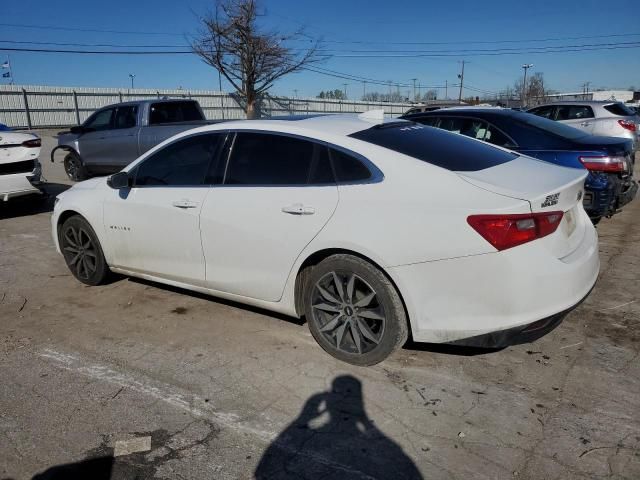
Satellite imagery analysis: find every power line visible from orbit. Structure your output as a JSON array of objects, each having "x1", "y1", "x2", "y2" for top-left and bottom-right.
[
  {"x1": 0, "y1": 22, "x2": 186, "y2": 36},
  {"x1": 3, "y1": 41, "x2": 640, "y2": 58}
]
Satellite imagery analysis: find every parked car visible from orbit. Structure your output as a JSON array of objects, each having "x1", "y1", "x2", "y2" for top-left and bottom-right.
[
  {"x1": 52, "y1": 113, "x2": 599, "y2": 365},
  {"x1": 53, "y1": 99, "x2": 211, "y2": 181},
  {"x1": 527, "y1": 101, "x2": 638, "y2": 151},
  {"x1": 402, "y1": 108, "x2": 637, "y2": 224},
  {"x1": 404, "y1": 102, "x2": 466, "y2": 115},
  {"x1": 0, "y1": 123, "x2": 44, "y2": 202}
]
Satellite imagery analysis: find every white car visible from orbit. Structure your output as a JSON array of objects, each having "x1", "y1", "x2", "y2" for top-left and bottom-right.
[
  {"x1": 527, "y1": 101, "x2": 638, "y2": 151},
  {"x1": 52, "y1": 112, "x2": 599, "y2": 365},
  {"x1": 0, "y1": 124, "x2": 43, "y2": 201}
]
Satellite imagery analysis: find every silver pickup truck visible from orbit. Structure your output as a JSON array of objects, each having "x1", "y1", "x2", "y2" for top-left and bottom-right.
[{"x1": 53, "y1": 99, "x2": 212, "y2": 181}]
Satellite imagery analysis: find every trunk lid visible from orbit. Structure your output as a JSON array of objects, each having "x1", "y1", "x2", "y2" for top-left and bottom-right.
[{"x1": 458, "y1": 155, "x2": 588, "y2": 258}]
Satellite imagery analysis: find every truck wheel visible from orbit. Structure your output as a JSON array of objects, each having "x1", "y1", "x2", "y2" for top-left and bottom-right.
[
  {"x1": 64, "y1": 152, "x2": 88, "y2": 182},
  {"x1": 304, "y1": 254, "x2": 409, "y2": 366}
]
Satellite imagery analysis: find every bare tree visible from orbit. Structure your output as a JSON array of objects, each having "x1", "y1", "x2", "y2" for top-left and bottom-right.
[{"x1": 192, "y1": 0, "x2": 321, "y2": 119}]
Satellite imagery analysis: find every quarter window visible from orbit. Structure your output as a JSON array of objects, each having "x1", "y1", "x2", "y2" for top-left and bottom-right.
[
  {"x1": 84, "y1": 108, "x2": 114, "y2": 131},
  {"x1": 133, "y1": 134, "x2": 222, "y2": 186},
  {"x1": 329, "y1": 148, "x2": 371, "y2": 183},
  {"x1": 225, "y1": 132, "x2": 332, "y2": 186}
]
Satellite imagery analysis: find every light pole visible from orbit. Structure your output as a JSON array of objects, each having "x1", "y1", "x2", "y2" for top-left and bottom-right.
[
  {"x1": 129, "y1": 73, "x2": 136, "y2": 90},
  {"x1": 521, "y1": 64, "x2": 533, "y2": 107},
  {"x1": 342, "y1": 83, "x2": 348, "y2": 99}
]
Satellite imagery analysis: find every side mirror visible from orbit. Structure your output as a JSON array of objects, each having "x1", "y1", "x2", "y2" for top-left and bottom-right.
[
  {"x1": 69, "y1": 125, "x2": 84, "y2": 134},
  {"x1": 107, "y1": 172, "x2": 131, "y2": 189}
]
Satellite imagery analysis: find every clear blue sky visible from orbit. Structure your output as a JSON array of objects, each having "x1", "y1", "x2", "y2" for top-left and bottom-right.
[{"x1": 1, "y1": 0, "x2": 638, "y2": 99}]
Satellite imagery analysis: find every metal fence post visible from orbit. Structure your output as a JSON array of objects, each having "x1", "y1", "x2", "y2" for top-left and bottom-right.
[
  {"x1": 21, "y1": 88, "x2": 32, "y2": 129},
  {"x1": 119, "y1": 91, "x2": 123, "y2": 103},
  {"x1": 220, "y1": 93, "x2": 225, "y2": 120},
  {"x1": 72, "y1": 90, "x2": 80, "y2": 125}
]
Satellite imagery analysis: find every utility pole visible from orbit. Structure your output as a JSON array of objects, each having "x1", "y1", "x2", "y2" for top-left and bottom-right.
[
  {"x1": 362, "y1": 81, "x2": 366, "y2": 98},
  {"x1": 411, "y1": 78, "x2": 417, "y2": 102},
  {"x1": 342, "y1": 83, "x2": 348, "y2": 99},
  {"x1": 521, "y1": 63, "x2": 533, "y2": 107},
  {"x1": 457, "y1": 61, "x2": 465, "y2": 103},
  {"x1": 293, "y1": 89, "x2": 298, "y2": 99},
  {"x1": 582, "y1": 81, "x2": 591, "y2": 100},
  {"x1": 129, "y1": 73, "x2": 136, "y2": 90},
  {"x1": 445, "y1": 80, "x2": 448, "y2": 99}
]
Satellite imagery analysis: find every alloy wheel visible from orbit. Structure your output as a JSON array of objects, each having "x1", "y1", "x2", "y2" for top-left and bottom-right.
[
  {"x1": 310, "y1": 271, "x2": 386, "y2": 355},
  {"x1": 62, "y1": 225, "x2": 98, "y2": 280}
]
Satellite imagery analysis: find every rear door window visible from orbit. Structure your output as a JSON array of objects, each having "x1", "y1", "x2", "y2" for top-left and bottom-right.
[
  {"x1": 149, "y1": 101, "x2": 203, "y2": 125},
  {"x1": 556, "y1": 105, "x2": 594, "y2": 120},
  {"x1": 349, "y1": 122, "x2": 517, "y2": 171},
  {"x1": 224, "y1": 132, "x2": 333, "y2": 186},
  {"x1": 528, "y1": 106, "x2": 555, "y2": 119}
]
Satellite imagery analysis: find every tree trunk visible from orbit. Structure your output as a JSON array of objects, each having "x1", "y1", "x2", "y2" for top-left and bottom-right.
[{"x1": 246, "y1": 92, "x2": 258, "y2": 119}]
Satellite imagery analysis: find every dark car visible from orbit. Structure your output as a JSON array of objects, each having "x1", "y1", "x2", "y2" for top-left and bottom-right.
[{"x1": 401, "y1": 108, "x2": 637, "y2": 224}]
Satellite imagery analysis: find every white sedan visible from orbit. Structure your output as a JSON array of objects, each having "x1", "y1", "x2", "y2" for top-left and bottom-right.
[
  {"x1": 0, "y1": 124, "x2": 43, "y2": 201},
  {"x1": 52, "y1": 112, "x2": 599, "y2": 365}
]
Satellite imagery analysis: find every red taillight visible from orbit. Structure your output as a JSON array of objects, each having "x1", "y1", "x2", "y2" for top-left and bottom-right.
[
  {"x1": 21, "y1": 138, "x2": 41, "y2": 148},
  {"x1": 467, "y1": 211, "x2": 564, "y2": 251},
  {"x1": 618, "y1": 119, "x2": 637, "y2": 132},
  {"x1": 579, "y1": 155, "x2": 625, "y2": 172}
]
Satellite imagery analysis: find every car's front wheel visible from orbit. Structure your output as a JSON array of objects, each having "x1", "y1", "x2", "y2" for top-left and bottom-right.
[
  {"x1": 59, "y1": 215, "x2": 110, "y2": 286},
  {"x1": 64, "y1": 152, "x2": 88, "y2": 182},
  {"x1": 304, "y1": 254, "x2": 408, "y2": 366}
]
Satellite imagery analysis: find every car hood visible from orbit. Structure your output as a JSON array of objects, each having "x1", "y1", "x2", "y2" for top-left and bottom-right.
[{"x1": 69, "y1": 177, "x2": 107, "y2": 191}]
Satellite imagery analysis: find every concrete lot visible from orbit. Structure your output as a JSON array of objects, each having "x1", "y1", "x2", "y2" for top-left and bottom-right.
[{"x1": 0, "y1": 130, "x2": 638, "y2": 480}]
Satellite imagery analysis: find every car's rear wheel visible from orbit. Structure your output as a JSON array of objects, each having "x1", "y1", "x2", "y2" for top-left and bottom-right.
[
  {"x1": 59, "y1": 215, "x2": 110, "y2": 286},
  {"x1": 64, "y1": 152, "x2": 88, "y2": 182},
  {"x1": 304, "y1": 254, "x2": 408, "y2": 366}
]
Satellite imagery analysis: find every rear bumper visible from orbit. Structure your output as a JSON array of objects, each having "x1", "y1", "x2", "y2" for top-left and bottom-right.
[
  {"x1": 447, "y1": 287, "x2": 591, "y2": 348},
  {"x1": 389, "y1": 210, "x2": 599, "y2": 344}
]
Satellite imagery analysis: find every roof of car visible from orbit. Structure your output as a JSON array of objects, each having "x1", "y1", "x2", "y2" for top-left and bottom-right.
[
  {"x1": 208, "y1": 112, "x2": 409, "y2": 137},
  {"x1": 531, "y1": 100, "x2": 623, "y2": 106},
  {"x1": 402, "y1": 107, "x2": 517, "y2": 118}
]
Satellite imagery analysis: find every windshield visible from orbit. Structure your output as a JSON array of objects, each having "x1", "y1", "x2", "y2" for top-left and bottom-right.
[
  {"x1": 516, "y1": 112, "x2": 588, "y2": 140},
  {"x1": 349, "y1": 122, "x2": 517, "y2": 171}
]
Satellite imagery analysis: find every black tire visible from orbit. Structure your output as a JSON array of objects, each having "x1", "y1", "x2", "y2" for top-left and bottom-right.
[
  {"x1": 64, "y1": 151, "x2": 88, "y2": 182},
  {"x1": 58, "y1": 215, "x2": 110, "y2": 286},
  {"x1": 303, "y1": 254, "x2": 408, "y2": 366}
]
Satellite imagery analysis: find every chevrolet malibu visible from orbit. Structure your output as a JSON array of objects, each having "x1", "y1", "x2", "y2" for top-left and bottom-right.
[{"x1": 52, "y1": 113, "x2": 600, "y2": 365}]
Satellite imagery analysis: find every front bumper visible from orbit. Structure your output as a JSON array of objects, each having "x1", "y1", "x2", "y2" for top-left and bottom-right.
[
  {"x1": 389, "y1": 210, "x2": 599, "y2": 345},
  {"x1": 0, "y1": 162, "x2": 44, "y2": 201}
]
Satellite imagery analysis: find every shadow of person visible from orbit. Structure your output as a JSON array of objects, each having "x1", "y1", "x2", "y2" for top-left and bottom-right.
[
  {"x1": 29, "y1": 456, "x2": 113, "y2": 480},
  {"x1": 255, "y1": 375, "x2": 423, "y2": 480}
]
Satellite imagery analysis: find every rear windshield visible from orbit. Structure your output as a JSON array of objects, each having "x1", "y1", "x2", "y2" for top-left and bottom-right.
[
  {"x1": 517, "y1": 112, "x2": 588, "y2": 140},
  {"x1": 349, "y1": 122, "x2": 517, "y2": 171},
  {"x1": 149, "y1": 101, "x2": 203, "y2": 125},
  {"x1": 603, "y1": 103, "x2": 636, "y2": 116}
]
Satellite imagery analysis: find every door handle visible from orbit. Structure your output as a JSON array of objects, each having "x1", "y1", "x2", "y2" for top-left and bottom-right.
[
  {"x1": 282, "y1": 203, "x2": 315, "y2": 215},
  {"x1": 172, "y1": 199, "x2": 199, "y2": 209}
]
